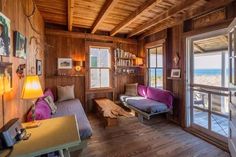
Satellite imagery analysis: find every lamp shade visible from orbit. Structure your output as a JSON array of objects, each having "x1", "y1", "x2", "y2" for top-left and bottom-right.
[
  {"x1": 21, "y1": 75, "x2": 43, "y2": 100},
  {"x1": 136, "y1": 57, "x2": 143, "y2": 66}
]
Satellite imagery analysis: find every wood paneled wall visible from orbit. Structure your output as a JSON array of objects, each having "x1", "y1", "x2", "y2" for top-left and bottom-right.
[
  {"x1": 45, "y1": 30, "x2": 144, "y2": 112},
  {"x1": 0, "y1": 0, "x2": 45, "y2": 127}
]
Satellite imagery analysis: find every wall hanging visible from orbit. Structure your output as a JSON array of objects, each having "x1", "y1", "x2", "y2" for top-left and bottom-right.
[
  {"x1": 14, "y1": 31, "x2": 27, "y2": 59},
  {"x1": 16, "y1": 64, "x2": 26, "y2": 79},
  {"x1": 58, "y1": 58, "x2": 73, "y2": 69},
  {"x1": 0, "y1": 12, "x2": 10, "y2": 57},
  {"x1": 36, "y1": 59, "x2": 42, "y2": 75}
]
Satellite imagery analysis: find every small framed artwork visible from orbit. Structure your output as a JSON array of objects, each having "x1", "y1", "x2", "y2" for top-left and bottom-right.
[
  {"x1": 14, "y1": 31, "x2": 27, "y2": 59},
  {"x1": 171, "y1": 69, "x2": 181, "y2": 78},
  {"x1": 58, "y1": 58, "x2": 73, "y2": 69},
  {"x1": 0, "y1": 12, "x2": 10, "y2": 57},
  {"x1": 36, "y1": 60, "x2": 42, "y2": 75},
  {"x1": 0, "y1": 62, "x2": 12, "y2": 93}
]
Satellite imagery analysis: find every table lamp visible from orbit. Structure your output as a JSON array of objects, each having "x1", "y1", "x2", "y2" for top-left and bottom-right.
[
  {"x1": 0, "y1": 74, "x2": 12, "y2": 125},
  {"x1": 136, "y1": 57, "x2": 143, "y2": 66},
  {"x1": 21, "y1": 75, "x2": 43, "y2": 128}
]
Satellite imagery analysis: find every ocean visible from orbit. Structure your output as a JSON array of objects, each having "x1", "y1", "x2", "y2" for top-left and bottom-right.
[{"x1": 194, "y1": 69, "x2": 228, "y2": 76}]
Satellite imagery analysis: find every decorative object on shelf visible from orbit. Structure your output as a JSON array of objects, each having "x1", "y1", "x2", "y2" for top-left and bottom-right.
[
  {"x1": 75, "y1": 60, "x2": 84, "y2": 72},
  {"x1": 0, "y1": 62, "x2": 12, "y2": 92},
  {"x1": 173, "y1": 53, "x2": 180, "y2": 67},
  {"x1": 58, "y1": 58, "x2": 72, "y2": 69},
  {"x1": 0, "y1": 12, "x2": 10, "y2": 57},
  {"x1": 170, "y1": 69, "x2": 181, "y2": 78},
  {"x1": 135, "y1": 57, "x2": 143, "y2": 66},
  {"x1": 21, "y1": 75, "x2": 43, "y2": 128},
  {"x1": 14, "y1": 31, "x2": 27, "y2": 59},
  {"x1": 16, "y1": 64, "x2": 26, "y2": 79},
  {"x1": 36, "y1": 59, "x2": 42, "y2": 75}
]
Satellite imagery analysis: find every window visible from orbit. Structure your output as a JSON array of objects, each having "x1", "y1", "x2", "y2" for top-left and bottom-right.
[
  {"x1": 89, "y1": 47, "x2": 111, "y2": 89},
  {"x1": 148, "y1": 46, "x2": 163, "y2": 88}
]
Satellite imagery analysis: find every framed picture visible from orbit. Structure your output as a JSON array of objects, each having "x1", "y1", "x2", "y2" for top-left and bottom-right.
[
  {"x1": 58, "y1": 58, "x2": 73, "y2": 69},
  {"x1": 36, "y1": 60, "x2": 42, "y2": 75},
  {"x1": 0, "y1": 62, "x2": 12, "y2": 93},
  {"x1": 171, "y1": 69, "x2": 181, "y2": 78},
  {"x1": 14, "y1": 31, "x2": 27, "y2": 59},
  {"x1": 0, "y1": 12, "x2": 10, "y2": 57}
]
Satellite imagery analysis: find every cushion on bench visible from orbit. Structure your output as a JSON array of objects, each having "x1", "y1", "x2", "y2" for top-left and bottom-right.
[
  {"x1": 53, "y1": 99, "x2": 92, "y2": 140},
  {"x1": 125, "y1": 97, "x2": 168, "y2": 113}
]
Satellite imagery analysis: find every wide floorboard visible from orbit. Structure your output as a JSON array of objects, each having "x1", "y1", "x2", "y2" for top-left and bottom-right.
[{"x1": 72, "y1": 114, "x2": 230, "y2": 157}]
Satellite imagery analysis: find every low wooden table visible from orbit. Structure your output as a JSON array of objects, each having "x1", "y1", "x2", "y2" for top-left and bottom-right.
[
  {"x1": 95, "y1": 98, "x2": 130, "y2": 127},
  {"x1": 0, "y1": 115, "x2": 81, "y2": 157}
]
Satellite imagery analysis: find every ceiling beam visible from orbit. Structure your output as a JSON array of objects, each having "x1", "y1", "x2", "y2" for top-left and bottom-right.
[
  {"x1": 139, "y1": 0, "x2": 233, "y2": 39},
  {"x1": 194, "y1": 43, "x2": 205, "y2": 53},
  {"x1": 110, "y1": 0, "x2": 161, "y2": 36},
  {"x1": 91, "y1": 0, "x2": 119, "y2": 34},
  {"x1": 128, "y1": 0, "x2": 206, "y2": 38},
  {"x1": 68, "y1": 0, "x2": 75, "y2": 31}
]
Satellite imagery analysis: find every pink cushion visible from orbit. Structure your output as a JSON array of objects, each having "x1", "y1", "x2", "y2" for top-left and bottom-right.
[
  {"x1": 38, "y1": 88, "x2": 55, "y2": 102},
  {"x1": 137, "y1": 85, "x2": 147, "y2": 98},
  {"x1": 147, "y1": 87, "x2": 174, "y2": 109},
  {"x1": 27, "y1": 99, "x2": 52, "y2": 121}
]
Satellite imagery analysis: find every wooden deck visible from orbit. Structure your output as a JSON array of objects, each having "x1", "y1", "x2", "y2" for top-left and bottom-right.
[
  {"x1": 193, "y1": 110, "x2": 228, "y2": 137},
  {"x1": 71, "y1": 114, "x2": 230, "y2": 157}
]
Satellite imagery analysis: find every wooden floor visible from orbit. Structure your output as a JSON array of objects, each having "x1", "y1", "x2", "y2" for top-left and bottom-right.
[{"x1": 72, "y1": 114, "x2": 230, "y2": 157}]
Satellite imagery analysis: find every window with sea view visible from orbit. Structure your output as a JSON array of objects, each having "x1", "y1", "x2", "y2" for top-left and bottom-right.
[{"x1": 147, "y1": 46, "x2": 163, "y2": 88}]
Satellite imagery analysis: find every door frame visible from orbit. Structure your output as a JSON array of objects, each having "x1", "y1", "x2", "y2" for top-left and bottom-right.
[{"x1": 185, "y1": 28, "x2": 228, "y2": 142}]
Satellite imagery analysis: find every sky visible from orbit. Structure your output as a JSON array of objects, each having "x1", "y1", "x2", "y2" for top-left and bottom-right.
[{"x1": 194, "y1": 52, "x2": 228, "y2": 69}]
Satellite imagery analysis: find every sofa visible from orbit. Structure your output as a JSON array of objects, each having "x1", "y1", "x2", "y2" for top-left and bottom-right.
[
  {"x1": 120, "y1": 85, "x2": 174, "y2": 121},
  {"x1": 27, "y1": 89, "x2": 92, "y2": 140}
]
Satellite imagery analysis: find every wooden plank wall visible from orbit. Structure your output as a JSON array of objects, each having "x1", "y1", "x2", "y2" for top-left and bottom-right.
[
  {"x1": 45, "y1": 31, "x2": 144, "y2": 112},
  {"x1": 0, "y1": 0, "x2": 45, "y2": 127}
]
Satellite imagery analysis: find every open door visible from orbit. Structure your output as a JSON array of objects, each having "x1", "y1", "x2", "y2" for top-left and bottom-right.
[{"x1": 228, "y1": 18, "x2": 236, "y2": 157}]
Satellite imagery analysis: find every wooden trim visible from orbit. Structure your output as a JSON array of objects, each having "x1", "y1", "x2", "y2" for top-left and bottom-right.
[
  {"x1": 183, "y1": 19, "x2": 233, "y2": 38},
  {"x1": 91, "y1": 0, "x2": 119, "y2": 34},
  {"x1": 110, "y1": 0, "x2": 160, "y2": 36},
  {"x1": 128, "y1": 0, "x2": 205, "y2": 37},
  {"x1": 67, "y1": 0, "x2": 75, "y2": 31},
  {"x1": 184, "y1": 127, "x2": 229, "y2": 152},
  {"x1": 45, "y1": 28, "x2": 137, "y2": 45},
  {"x1": 144, "y1": 39, "x2": 166, "y2": 49}
]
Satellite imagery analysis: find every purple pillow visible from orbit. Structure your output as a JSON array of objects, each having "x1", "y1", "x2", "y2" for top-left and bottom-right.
[
  {"x1": 38, "y1": 88, "x2": 55, "y2": 102},
  {"x1": 26, "y1": 99, "x2": 52, "y2": 121},
  {"x1": 137, "y1": 85, "x2": 147, "y2": 98},
  {"x1": 147, "y1": 87, "x2": 174, "y2": 109}
]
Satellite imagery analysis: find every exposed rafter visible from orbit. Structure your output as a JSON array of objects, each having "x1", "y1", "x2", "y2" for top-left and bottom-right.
[
  {"x1": 91, "y1": 0, "x2": 119, "y2": 34},
  {"x1": 110, "y1": 0, "x2": 161, "y2": 36},
  {"x1": 139, "y1": 0, "x2": 233, "y2": 39},
  {"x1": 128, "y1": 0, "x2": 206, "y2": 38},
  {"x1": 194, "y1": 43, "x2": 205, "y2": 53},
  {"x1": 68, "y1": 0, "x2": 75, "y2": 31}
]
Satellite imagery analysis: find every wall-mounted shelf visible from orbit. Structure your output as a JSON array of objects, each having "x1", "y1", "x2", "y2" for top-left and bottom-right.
[{"x1": 167, "y1": 77, "x2": 181, "y2": 80}]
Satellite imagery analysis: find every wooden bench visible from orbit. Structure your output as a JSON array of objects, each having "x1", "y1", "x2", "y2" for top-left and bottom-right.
[{"x1": 94, "y1": 98, "x2": 130, "y2": 127}]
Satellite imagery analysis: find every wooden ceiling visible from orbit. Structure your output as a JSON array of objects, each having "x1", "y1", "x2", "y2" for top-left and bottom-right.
[
  {"x1": 194, "y1": 35, "x2": 228, "y2": 53},
  {"x1": 35, "y1": 0, "x2": 233, "y2": 37}
]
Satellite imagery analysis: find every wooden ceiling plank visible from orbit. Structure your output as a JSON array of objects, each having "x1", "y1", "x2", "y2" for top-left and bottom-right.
[
  {"x1": 140, "y1": 0, "x2": 233, "y2": 39},
  {"x1": 91, "y1": 0, "x2": 119, "y2": 34},
  {"x1": 110, "y1": 0, "x2": 161, "y2": 36},
  {"x1": 128, "y1": 0, "x2": 206, "y2": 38},
  {"x1": 194, "y1": 43, "x2": 205, "y2": 53},
  {"x1": 68, "y1": 0, "x2": 75, "y2": 31}
]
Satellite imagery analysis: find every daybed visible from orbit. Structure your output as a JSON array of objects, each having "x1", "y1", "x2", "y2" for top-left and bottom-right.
[
  {"x1": 120, "y1": 84, "x2": 174, "y2": 121},
  {"x1": 27, "y1": 89, "x2": 92, "y2": 140}
]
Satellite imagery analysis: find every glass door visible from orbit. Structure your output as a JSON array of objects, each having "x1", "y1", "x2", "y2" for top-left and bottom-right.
[{"x1": 187, "y1": 31, "x2": 229, "y2": 142}]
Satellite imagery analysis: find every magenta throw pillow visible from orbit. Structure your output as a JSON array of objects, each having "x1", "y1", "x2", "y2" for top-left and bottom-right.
[
  {"x1": 137, "y1": 85, "x2": 147, "y2": 98},
  {"x1": 147, "y1": 87, "x2": 174, "y2": 108},
  {"x1": 26, "y1": 99, "x2": 52, "y2": 122}
]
